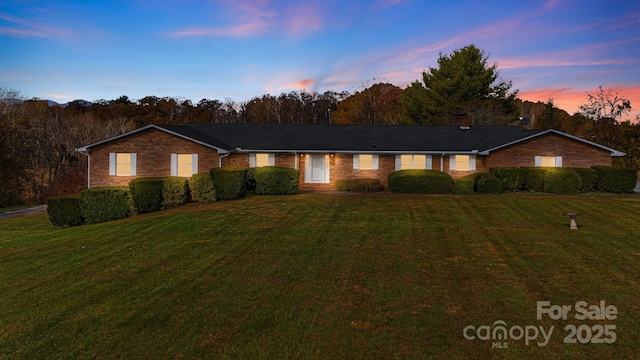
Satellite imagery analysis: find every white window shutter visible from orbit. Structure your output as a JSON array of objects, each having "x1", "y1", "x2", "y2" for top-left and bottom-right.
[
  {"x1": 395, "y1": 155, "x2": 401, "y2": 171},
  {"x1": 535, "y1": 156, "x2": 541, "y2": 167},
  {"x1": 170, "y1": 154, "x2": 178, "y2": 176},
  {"x1": 449, "y1": 155, "x2": 456, "y2": 170},
  {"x1": 249, "y1": 153, "x2": 256, "y2": 167},
  {"x1": 426, "y1": 155, "x2": 432, "y2": 170},
  {"x1": 469, "y1": 155, "x2": 476, "y2": 171},
  {"x1": 109, "y1": 153, "x2": 116, "y2": 176},
  {"x1": 555, "y1": 156, "x2": 562, "y2": 167},
  {"x1": 130, "y1": 153, "x2": 137, "y2": 176},
  {"x1": 353, "y1": 154, "x2": 359, "y2": 169},
  {"x1": 192, "y1": 154, "x2": 199, "y2": 174},
  {"x1": 268, "y1": 153, "x2": 275, "y2": 166},
  {"x1": 372, "y1": 155, "x2": 379, "y2": 170}
]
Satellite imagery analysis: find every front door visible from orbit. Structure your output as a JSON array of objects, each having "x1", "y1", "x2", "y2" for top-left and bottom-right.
[{"x1": 305, "y1": 154, "x2": 330, "y2": 183}]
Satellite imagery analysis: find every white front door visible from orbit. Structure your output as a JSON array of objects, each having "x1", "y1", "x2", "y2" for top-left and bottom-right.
[{"x1": 305, "y1": 154, "x2": 330, "y2": 183}]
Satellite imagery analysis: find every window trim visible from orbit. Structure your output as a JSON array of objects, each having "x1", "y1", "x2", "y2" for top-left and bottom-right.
[
  {"x1": 535, "y1": 155, "x2": 562, "y2": 167},
  {"x1": 353, "y1": 154, "x2": 379, "y2": 170},
  {"x1": 109, "y1": 152, "x2": 136, "y2": 176},
  {"x1": 449, "y1": 154, "x2": 476, "y2": 171},
  {"x1": 171, "y1": 153, "x2": 199, "y2": 177},
  {"x1": 395, "y1": 154, "x2": 432, "y2": 170},
  {"x1": 249, "y1": 153, "x2": 275, "y2": 167}
]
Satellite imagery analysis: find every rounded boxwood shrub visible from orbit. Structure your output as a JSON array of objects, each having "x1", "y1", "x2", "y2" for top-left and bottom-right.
[
  {"x1": 475, "y1": 173, "x2": 504, "y2": 194},
  {"x1": 129, "y1": 177, "x2": 164, "y2": 213},
  {"x1": 336, "y1": 178, "x2": 384, "y2": 192},
  {"x1": 254, "y1": 166, "x2": 300, "y2": 195},
  {"x1": 190, "y1": 172, "x2": 216, "y2": 203},
  {"x1": 570, "y1": 168, "x2": 598, "y2": 192},
  {"x1": 543, "y1": 168, "x2": 583, "y2": 195},
  {"x1": 388, "y1": 170, "x2": 453, "y2": 194},
  {"x1": 162, "y1": 176, "x2": 189, "y2": 209},
  {"x1": 522, "y1": 167, "x2": 548, "y2": 192},
  {"x1": 592, "y1": 166, "x2": 638, "y2": 193},
  {"x1": 452, "y1": 178, "x2": 475, "y2": 194},
  {"x1": 47, "y1": 195, "x2": 84, "y2": 227},
  {"x1": 210, "y1": 168, "x2": 248, "y2": 200},
  {"x1": 80, "y1": 187, "x2": 133, "y2": 224},
  {"x1": 489, "y1": 167, "x2": 525, "y2": 192}
]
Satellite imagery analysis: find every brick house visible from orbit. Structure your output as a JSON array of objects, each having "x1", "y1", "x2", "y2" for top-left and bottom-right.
[{"x1": 76, "y1": 123, "x2": 624, "y2": 190}]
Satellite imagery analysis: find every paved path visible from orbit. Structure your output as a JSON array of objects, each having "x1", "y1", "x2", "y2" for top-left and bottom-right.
[{"x1": 0, "y1": 205, "x2": 47, "y2": 220}]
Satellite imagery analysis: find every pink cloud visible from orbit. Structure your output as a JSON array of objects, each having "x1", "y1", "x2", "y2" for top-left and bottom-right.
[
  {"x1": 0, "y1": 12, "x2": 73, "y2": 39},
  {"x1": 169, "y1": 1, "x2": 326, "y2": 38},
  {"x1": 519, "y1": 86, "x2": 640, "y2": 122}
]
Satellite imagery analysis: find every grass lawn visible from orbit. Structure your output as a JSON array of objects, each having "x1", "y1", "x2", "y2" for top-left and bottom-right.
[{"x1": 1, "y1": 193, "x2": 639, "y2": 359}]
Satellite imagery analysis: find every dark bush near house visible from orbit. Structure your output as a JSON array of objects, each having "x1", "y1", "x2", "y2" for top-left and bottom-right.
[
  {"x1": 210, "y1": 168, "x2": 248, "y2": 200},
  {"x1": 571, "y1": 168, "x2": 598, "y2": 192},
  {"x1": 80, "y1": 187, "x2": 133, "y2": 224},
  {"x1": 47, "y1": 195, "x2": 84, "y2": 227},
  {"x1": 489, "y1": 167, "x2": 526, "y2": 192},
  {"x1": 246, "y1": 168, "x2": 257, "y2": 190},
  {"x1": 388, "y1": 170, "x2": 453, "y2": 194},
  {"x1": 543, "y1": 168, "x2": 583, "y2": 195},
  {"x1": 521, "y1": 167, "x2": 548, "y2": 192},
  {"x1": 592, "y1": 166, "x2": 638, "y2": 193},
  {"x1": 336, "y1": 178, "x2": 384, "y2": 192},
  {"x1": 475, "y1": 173, "x2": 503, "y2": 194},
  {"x1": 129, "y1": 177, "x2": 164, "y2": 213},
  {"x1": 162, "y1": 177, "x2": 189, "y2": 209},
  {"x1": 254, "y1": 166, "x2": 300, "y2": 195},
  {"x1": 452, "y1": 178, "x2": 475, "y2": 194},
  {"x1": 189, "y1": 172, "x2": 216, "y2": 203}
]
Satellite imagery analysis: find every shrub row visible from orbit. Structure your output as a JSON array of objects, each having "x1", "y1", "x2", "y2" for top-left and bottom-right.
[
  {"x1": 489, "y1": 166, "x2": 636, "y2": 194},
  {"x1": 388, "y1": 170, "x2": 453, "y2": 194},
  {"x1": 336, "y1": 178, "x2": 384, "y2": 192},
  {"x1": 254, "y1": 167, "x2": 300, "y2": 195}
]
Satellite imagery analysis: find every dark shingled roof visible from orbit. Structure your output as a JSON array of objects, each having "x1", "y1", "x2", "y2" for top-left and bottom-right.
[{"x1": 158, "y1": 123, "x2": 548, "y2": 153}]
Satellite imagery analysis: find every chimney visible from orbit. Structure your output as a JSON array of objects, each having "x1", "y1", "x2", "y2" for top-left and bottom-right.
[{"x1": 455, "y1": 113, "x2": 471, "y2": 129}]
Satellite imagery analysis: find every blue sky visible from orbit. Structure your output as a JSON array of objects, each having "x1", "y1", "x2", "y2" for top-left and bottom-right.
[{"x1": 1, "y1": 0, "x2": 639, "y2": 120}]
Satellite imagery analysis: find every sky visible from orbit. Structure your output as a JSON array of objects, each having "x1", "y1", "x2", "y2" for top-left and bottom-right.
[{"x1": 1, "y1": 0, "x2": 639, "y2": 121}]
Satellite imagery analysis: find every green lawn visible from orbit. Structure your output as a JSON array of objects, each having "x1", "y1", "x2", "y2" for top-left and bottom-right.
[{"x1": 1, "y1": 193, "x2": 639, "y2": 359}]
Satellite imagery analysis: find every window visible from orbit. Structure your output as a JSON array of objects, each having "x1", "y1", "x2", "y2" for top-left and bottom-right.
[
  {"x1": 250, "y1": 153, "x2": 275, "y2": 167},
  {"x1": 449, "y1": 154, "x2": 476, "y2": 171},
  {"x1": 109, "y1": 153, "x2": 136, "y2": 176},
  {"x1": 353, "y1": 154, "x2": 378, "y2": 170},
  {"x1": 171, "y1": 154, "x2": 198, "y2": 177},
  {"x1": 535, "y1": 156, "x2": 562, "y2": 167},
  {"x1": 398, "y1": 154, "x2": 431, "y2": 170}
]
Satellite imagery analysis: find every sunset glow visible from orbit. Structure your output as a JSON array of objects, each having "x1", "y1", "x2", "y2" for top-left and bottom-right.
[{"x1": 1, "y1": 0, "x2": 638, "y2": 120}]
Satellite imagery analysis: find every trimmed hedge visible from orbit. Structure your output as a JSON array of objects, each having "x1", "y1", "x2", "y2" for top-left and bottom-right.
[
  {"x1": 80, "y1": 187, "x2": 133, "y2": 224},
  {"x1": 246, "y1": 168, "x2": 257, "y2": 190},
  {"x1": 475, "y1": 173, "x2": 503, "y2": 194},
  {"x1": 489, "y1": 167, "x2": 525, "y2": 192},
  {"x1": 47, "y1": 195, "x2": 84, "y2": 227},
  {"x1": 129, "y1": 177, "x2": 164, "y2": 213},
  {"x1": 254, "y1": 166, "x2": 300, "y2": 195},
  {"x1": 210, "y1": 168, "x2": 248, "y2": 200},
  {"x1": 571, "y1": 168, "x2": 598, "y2": 192},
  {"x1": 190, "y1": 172, "x2": 216, "y2": 203},
  {"x1": 336, "y1": 178, "x2": 384, "y2": 192},
  {"x1": 543, "y1": 168, "x2": 583, "y2": 195},
  {"x1": 162, "y1": 177, "x2": 189, "y2": 209},
  {"x1": 522, "y1": 167, "x2": 548, "y2": 192},
  {"x1": 388, "y1": 170, "x2": 453, "y2": 194},
  {"x1": 592, "y1": 166, "x2": 638, "y2": 193},
  {"x1": 452, "y1": 178, "x2": 475, "y2": 194}
]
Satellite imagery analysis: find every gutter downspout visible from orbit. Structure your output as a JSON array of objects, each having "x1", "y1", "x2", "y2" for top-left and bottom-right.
[
  {"x1": 77, "y1": 149, "x2": 91, "y2": 188},
  {"x1": 219, "y1": 151, "x2": 231, "y2": 168}
]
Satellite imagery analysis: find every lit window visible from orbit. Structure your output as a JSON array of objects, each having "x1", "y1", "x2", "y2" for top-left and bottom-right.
[
  {"x1": 358, "y1": 154, "x2": 374, "y2": 169},
  {"x1": 171, "y1": 154, "x2": 198, "y2": 177},
  {"x1": 110, "y1": 153, "x2": 136, "y2": 176},
  {"x1": 256, "y1": 153, "x2": 271, "y2": 167},
  {"x1": 455, "y1": 155, "x2": 470, "y2": 171},
  {"x1": 400, "y1": 154, "x2": 428, "y2": 170},
  {"x1": 536, "y1": 156, "x2": 562, "y2": 167}
]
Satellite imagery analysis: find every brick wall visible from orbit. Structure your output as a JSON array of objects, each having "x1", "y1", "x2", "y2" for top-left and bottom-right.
[
  {"x1": 487, "y1": 133, "x2": 612, "y2": 169},
  {"x1": 88, "y1": 128, "x2": 220, "y2": 187}
]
